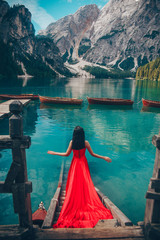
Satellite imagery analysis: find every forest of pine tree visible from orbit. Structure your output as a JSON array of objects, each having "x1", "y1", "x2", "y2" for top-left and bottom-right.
[{"x1": 136, "y1": 57, "x2": 160, "y2": 81}]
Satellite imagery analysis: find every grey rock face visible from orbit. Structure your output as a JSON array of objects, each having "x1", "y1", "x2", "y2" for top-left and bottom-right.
[
  {"x1": 0, "y1": 1, "x2": 71, "y2": 78},
  {"x1": 39, "y1": 4, "x2": 100, "y2": 59},
  {"x1": 40, "y1": 0, "x2": 160, "y2": 71},
  {"x1": 85, "y1": 0, "x2": 160, "y2": 70}
]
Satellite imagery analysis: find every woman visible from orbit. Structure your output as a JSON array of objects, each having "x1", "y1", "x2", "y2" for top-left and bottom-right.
[{"x1": 48, "y1": 126, "x2": 113, "y2": 228}]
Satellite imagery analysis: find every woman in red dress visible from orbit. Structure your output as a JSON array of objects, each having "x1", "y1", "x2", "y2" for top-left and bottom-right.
[{"x1": 48, "y1": 126, "x2": 113, "y2": 228}]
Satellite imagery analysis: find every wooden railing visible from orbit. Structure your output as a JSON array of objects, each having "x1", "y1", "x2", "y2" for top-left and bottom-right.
[
  {"x1": 144, "y1": 131, "x2": 160, "y2": 239},
  {"x1": 0, "y1": 101, "x2": 32, "y2": 227}
]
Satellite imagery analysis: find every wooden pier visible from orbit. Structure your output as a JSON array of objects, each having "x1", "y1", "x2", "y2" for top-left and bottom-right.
[
  {"x1": 0, "y1": 101, "x2": 160, "y2": 239},
  {"x1": 0, "y1": 99, "x2": 31, "y2": 119}
]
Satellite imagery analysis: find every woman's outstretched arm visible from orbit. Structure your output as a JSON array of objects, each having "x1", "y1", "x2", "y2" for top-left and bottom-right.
[
  {"x1": 85, "y1": 141, "x2": 112, "y2": 163},
  {"x1": 48, "y1": 140, "x2": 72, "y2": 157}
]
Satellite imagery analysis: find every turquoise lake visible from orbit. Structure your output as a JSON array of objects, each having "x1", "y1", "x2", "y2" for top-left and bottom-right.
[{"x1": 0, "y1": 77, "x2": 160, "y2": 225}]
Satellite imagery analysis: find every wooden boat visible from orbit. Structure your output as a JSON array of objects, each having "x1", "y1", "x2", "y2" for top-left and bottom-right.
[
  {"x1": 41, "y1": 161, "x2": 133, "y2": 230},
  {"x1": 142, "y1": 98, "x2": 160, "y2": 108},
  {"x1": 0, "y1": 94, "x2": 39, "y2": 100},
  {"x1": 39, "y1": 96, "x2": 83, "y2": 105},
  {"x1": 87, "y1": 97, "x2": 134, "y2": 105},
  {"x1": 32, "y1": 201, "x2": 47, "y2": 227}
]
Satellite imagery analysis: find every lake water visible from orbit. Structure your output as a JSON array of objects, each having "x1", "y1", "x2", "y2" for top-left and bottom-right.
[{"x1": 0, "y1": 77, "x2": 160, "y2": 225}]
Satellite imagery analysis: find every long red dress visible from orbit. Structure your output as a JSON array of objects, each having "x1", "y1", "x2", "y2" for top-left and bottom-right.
[{"x1": 53, "y1": 148, "x2": 113, "y2": 228}]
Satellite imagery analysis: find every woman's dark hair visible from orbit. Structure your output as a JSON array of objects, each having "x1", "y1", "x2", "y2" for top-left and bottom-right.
[{"x1": 72, "y1": 126, "x2": 85, "y2": 150}]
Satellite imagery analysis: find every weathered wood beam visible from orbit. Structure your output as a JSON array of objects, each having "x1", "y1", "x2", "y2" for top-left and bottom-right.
[
  {"x1": 42, "y1": 162, "x2": 64, "y2": 229},
  {"x1": 0, "y1": 224, "x2": 32, "y2": 240},
  {"x1": 58, "y1": 161, "x2": 64, "y2": 187},
  {"x1": 95, "y1": 187, "x2": 133, "y2": 226},
  {"x1": 0, "y1": 181, "x2": 32, "y2": 193},
  {"x1": 150, "y1": 178, "x2": 160, "y2": 190},
  {"x1": 4, "y1": 161, "x2": 21, "y2": 187},
  {"x1": 0, "y1": 135, "x2": 31, "y2": 149},
  {"x1": 42, "y1": 187, "x2": 61, "y2": 229},
  {"x1": 34, "y1": 226, "x2": 144, "y2": 240},
  {"x1": 12, "y1": 183, "x2": 27, "y2": 214},
  {"x1": 152, "y1": 135, "x2": 160, "y2": 150},
  {"x1": 145, "y1": 191, "x2": 160, "y2": 200}
]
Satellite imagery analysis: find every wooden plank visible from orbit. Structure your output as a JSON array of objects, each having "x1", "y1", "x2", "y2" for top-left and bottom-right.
[
  {"x1": 152, "y1": 135, "x2": 160, "y2": 149},
  {"x1": 42, "y1": 187, "x2": 61, "y2": 229},
  {"x1": 12, "y1": 183, "x2": 28, "y2": 214},
  {"x1": 0, "y1": 225, "x2": 32, "y2": 240},
  {"x1": 42, "y1": 162, "x2": 64, "y2": 229},
  {"x1": 58, "y1": 161, "x2": 64, "y2": 187},
  {"x1": 145, "y1": 191, "x2": 160, "y2": 200},
  {"x1": 94, "y1": 219, "x2": 119, "y2": 229},
  {"x1": 150, "y1": 178, "x2": 160, "y2": 190},
  {"x1": 34, "y1": 226, "x2": 144, "y2": 240},
  {"x1": 95, "y1": 187, "x2": 133, "y2": 226},
  {"x1": 0, "y1": 136, "x2": 31, "y2": 149},
  {"x1": 0, "y1": 181, "x2": 32, "y2": 193},
  {"x1": 4, "y1": 161, "x2": 21, "y2": 187},
  {"x1": 150, "y1": 224, "x2": 160, "y2": 238}
]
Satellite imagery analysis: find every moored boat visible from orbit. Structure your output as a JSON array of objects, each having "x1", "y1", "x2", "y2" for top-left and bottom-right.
[
  {"x1": 32, "y1": 201, "x2": 47, "y2": 227},
  {"x1": 87, "y1": 97, "x2": 134, "y2": 105},
  {"x1": 0, "y1": 94, "x2": 39, "y2": 100},
  {"x1": 39, "y1": 96, "x2": 83, "y2": 105},
  {"x1": 142, "y1": 98, "x2": 160, "y2": 108}
]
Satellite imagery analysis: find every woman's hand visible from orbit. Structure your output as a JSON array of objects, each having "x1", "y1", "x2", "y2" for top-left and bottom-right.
[
  {"x1": 47, "y1": 151, "x2": 53, "y2": 155},
  {"x1": 104, "y1": 157, "x2": 112, "y2": 163}
]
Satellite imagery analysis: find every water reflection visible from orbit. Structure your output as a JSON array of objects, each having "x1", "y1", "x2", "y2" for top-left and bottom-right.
[
  {"x1": 87, "y1": 104, "x2": 133, "y2": 111},
  {"x1": 40, "y1": 103, "x2": 82, "y2": 110},
  {"x1": 135, "y1": 80, "x2": 160, "y2": 103},
  {"x1": 23, "y1": 102, "x2": 39, "y2": 135},
  {"x1": 141, "y1": 106, "x2": 160, "y2": 114}
]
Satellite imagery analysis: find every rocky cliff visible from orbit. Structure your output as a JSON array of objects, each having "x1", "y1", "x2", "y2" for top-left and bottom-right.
[
  {"x1": 85, "y1": 0, "x2": 160, "y2": 71},
  {"x1": 39, "y1": 0, "x2": 160, "y2": 71},
  {"x1": 0, "y1": 0, "x2": 72, "y2": 79},
  {"x1": 39, "y1": 4, "x2": 100, "y2": 62}
]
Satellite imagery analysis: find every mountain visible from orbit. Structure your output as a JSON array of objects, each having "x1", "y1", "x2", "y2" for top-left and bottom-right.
[
  {"x1": 136, "y1": 57, "x2": 160, "y2": 81},
  {"x1": 39, "y1": 4, "x2": 100, "y2": 63},
  {"x1": 39, "y1": 0, "x2": 160, "y2": 72},
  {"x1": 0, "y1": 0, "x2": 72, "y2": 79}
]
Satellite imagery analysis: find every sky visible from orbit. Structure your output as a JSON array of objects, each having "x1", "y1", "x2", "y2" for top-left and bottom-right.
[{"x1": 7, "y1": 0, "x2": 109, "y2": 34}]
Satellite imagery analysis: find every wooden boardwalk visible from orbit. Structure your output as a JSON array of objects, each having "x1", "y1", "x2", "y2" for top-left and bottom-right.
[
  {"x1": 37, "y1": 161, "x2": 145, "y2": 240},
  {"x1": 0, "y1": 99, "x2": 31, "y2": 119}
]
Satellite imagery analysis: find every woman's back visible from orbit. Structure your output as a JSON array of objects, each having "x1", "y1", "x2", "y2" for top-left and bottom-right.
[{"x1": 72, "y1": 148, "x2": 86, "y2": 158}]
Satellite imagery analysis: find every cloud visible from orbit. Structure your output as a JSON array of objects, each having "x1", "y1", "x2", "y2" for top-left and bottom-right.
[{"x1": 7, "y1": 0, "x2": 55, "y2": 29}]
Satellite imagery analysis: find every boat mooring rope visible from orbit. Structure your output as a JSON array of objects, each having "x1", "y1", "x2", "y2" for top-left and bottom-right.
[{"x1": 134, "y1": 99, "x2": 142, "y2": 104}]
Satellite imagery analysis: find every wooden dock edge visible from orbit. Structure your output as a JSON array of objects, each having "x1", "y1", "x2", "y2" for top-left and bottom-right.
[
  {"x1": 95, "y1": 187, "x2": 133, "y2": 226},
  {"x1": 33, "y1": 225, "x2": 144, "y2": 240},
  {"x1": 42, "y1": 162, "x2": 64, "y2": 229},
  {"x1": 0, "y1": 224, "x2": 33, "y2": 240}
]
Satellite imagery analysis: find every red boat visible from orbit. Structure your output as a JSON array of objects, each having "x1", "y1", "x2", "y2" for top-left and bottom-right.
[
  {"x1": 87, "y1": 97, "x2": 134, "y2": 105},
  {"x1": 32, "y1": 201, "x2": 47, "y2": 227},
  {"x1": 39, "y1": 96, "x2": 83, "y2": 105},
  {"x1": 142, "y1": 98, "x2": 160, "y2": 108},
  {"x1": 0, "y1": 94, "x2": 39, "y2": 100}
]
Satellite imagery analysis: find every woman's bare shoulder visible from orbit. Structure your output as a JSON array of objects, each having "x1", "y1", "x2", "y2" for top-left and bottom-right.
[{"x1": 85, "y1": 140, "x2": 89, "y2": 146}]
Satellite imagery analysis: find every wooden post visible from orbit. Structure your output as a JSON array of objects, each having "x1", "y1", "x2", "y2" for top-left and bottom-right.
[
  {"x1": 9, "y1": 101, "x2": 32, "y2": 227},
  {"x1": 144, "y1": 131, "x2": 160, "y2": 238}
]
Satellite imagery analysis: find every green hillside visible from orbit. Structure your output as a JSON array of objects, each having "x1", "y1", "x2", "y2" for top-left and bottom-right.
[{"x1": 136, "y1": 57, "x2": 160, "y2": 81}]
